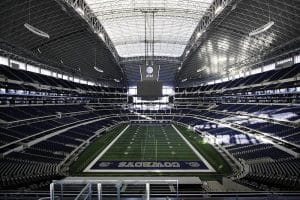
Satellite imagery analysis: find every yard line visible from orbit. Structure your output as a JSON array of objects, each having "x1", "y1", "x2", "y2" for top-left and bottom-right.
[
  {"x1": 84, "y1": 125, "x2": 130, "y2": 172},
  {"x1": 172, "y1": 124, "x2": 215, "y2": 172}
]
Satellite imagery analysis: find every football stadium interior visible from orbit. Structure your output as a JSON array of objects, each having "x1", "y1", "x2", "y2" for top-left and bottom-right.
[{"x1": 0, "y1": 0, "x2": 300, "y2": 199}]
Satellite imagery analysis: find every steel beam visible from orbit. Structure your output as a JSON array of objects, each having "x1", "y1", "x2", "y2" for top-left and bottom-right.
[
  {"x1": 119, "y1": 56, "x2": 181, "y2": 64},
  {"x1": 61, "y1": 0, "x2": 120, "y2": 62},
  {"x1": 182, "y1": 0, "x2": 234, "y2": 60}
]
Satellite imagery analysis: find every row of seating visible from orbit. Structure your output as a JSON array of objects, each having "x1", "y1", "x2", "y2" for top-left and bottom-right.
[
  {"x1": 242, "y1": 157, "x2": 300, "y2": 190},
  {"x1": 0, "y1": 106, "x2": 130, "y2": 150},
  {"x1": 0, "y1": 64, "x2": 126, "y2": 93},
  {"x1": 170, "y1": 113, "x2": 300, "y2": 190},
  {"x1": 171, "y1": 108, "x2": 300, "y2": 145},
  {"x1": 0, "y1": 104, "x2": 89, "y2": 122},
  {"x1": 176, "y1": 64, "x2": 300, "y2": 93},
  {"x1": 213, "y1": 103, "x2": 300, "y2": 122},
  {"x1": 0, "y1": 116, "x2": 120, "y2": 189},
  {"x1": 0, "y1": 64, "x2": 127, "y2": 107}
]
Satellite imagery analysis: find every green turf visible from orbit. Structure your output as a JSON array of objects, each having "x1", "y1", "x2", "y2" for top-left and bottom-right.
[
  {"x1": 69, "y1": 124, "x2": 127, "y2": 174},
  {"x1": 69, "y1": 123, "x2": 232, "y2": 179},
  {"x1": 100, "y1": 125, "x2": 199, "y2": 161},
  {"x1": 175, "y1": 124, "x2": 232, "y2": 175}
]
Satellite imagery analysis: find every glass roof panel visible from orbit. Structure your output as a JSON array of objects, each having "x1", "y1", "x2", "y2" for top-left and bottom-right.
[
  {"x1": 85, "y1": 0, "x2": 214, "y2": 58},
  {"x1": 116, "y1": 43, "x2": 186, "y2": 57}
]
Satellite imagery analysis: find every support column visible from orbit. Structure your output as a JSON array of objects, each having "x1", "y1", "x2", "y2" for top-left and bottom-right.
[
  {"x1": 60, "y1": 183, "x2": 63, "y2": 200},
  {"x1": 88, "y1": 183, "x2": 92, "y2": 200},
  {"x1": 145, "y1": 182, "x2": 150, "y2": 200},
  {"x1": 116, "y1": 182, "x2": 122, "y2": 200},
  {"x1": 50, "y1": 183, "x2": 54, "y2": 200},
  {"x1": 97, "y1": 183, "x2": 102, "y2": 200}
]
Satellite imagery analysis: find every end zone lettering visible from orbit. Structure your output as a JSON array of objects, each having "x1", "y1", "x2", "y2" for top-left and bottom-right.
[
  {"x1": 118, "y1": 161, "x2": 180, "y2": 168},
  {"x1": 91, "y1": 160, "x2": 209, "y2": 170}
]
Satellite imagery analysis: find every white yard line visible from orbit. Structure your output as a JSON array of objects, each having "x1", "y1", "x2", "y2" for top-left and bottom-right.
[
  {"x1": 171, "y1": 124, "x2": 215, "y2": 172},
  {"x1": 83, "y1": 125, "x2": 130, "y2": 172}
]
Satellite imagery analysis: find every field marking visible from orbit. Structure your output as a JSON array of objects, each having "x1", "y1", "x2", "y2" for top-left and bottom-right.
[
  {"x1": 83, "y1": 125, "x2": 130, "y2": 172},
  {"x1": 84, "y1": 169, "x2": 212, "y2": 173},
  {"x1": 84, "y1": 124, "x2": 215, "y2": 173},
  {"x1": 171, "y1": 124, "x2": 215, "y2": 172}
]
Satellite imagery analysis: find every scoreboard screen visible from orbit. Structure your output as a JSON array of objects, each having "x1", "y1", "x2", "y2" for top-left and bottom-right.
[{"x1": 137, "y1": 81, "x2": 162, "y2": 97}]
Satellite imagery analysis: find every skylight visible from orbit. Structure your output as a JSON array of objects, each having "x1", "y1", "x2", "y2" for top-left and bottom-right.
[{"x1": 84, "y1": 0, "x2": 214, "y2": 58}]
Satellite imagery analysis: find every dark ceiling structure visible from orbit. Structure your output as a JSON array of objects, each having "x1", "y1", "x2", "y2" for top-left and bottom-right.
[
  {"x1": 0, "y1": 0, "x2": 123, "y2": 85},
  {"x1": 178, "y1": 0, "x2": 300, "y2": 86},
  {"x1": 0, "y1": 0, "x2": 299, "y2": 87}
]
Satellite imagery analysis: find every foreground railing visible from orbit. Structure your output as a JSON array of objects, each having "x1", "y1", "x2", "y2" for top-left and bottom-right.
[
  {"x1": 49, "y1": 179, "x2": 179, "y2": 200},
  {"x1": 1, "y1": 190, "x2": 300, "y2": 200}
]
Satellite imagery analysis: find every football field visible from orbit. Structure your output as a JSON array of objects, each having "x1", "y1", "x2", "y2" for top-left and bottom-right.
[{"x1": 84, "y1": 124, "x2": 215, "y2": 172}]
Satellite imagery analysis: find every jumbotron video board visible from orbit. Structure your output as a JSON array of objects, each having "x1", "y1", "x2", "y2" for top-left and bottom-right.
[{"x1": 137, "y1": 80, "x2": 162, "y2": 98}]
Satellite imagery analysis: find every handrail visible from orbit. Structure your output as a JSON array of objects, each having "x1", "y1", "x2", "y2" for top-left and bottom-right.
[{"x1": 1, "y1": 192, "x2": 300, "y2": 199}]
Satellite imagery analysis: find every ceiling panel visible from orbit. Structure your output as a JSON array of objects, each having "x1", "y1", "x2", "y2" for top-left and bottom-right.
[
  {"x1": 85, "y1": 0, "x2": 214, "y2": 58},
  {"x1": 177, "y1": 0, "x2": 300, "y2": 86},
  {"x1": 0, "y1": 0, "x2": 123, "y2": 84}
]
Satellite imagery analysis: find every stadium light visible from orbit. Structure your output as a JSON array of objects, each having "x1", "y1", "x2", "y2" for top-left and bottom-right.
[
  {"x1": 185, "y1": 50, "x2": 190, "y2": 57},
  {"x1": 249, "y1": 21, "x2": 275, "y2": 36},
  {"x1": 98, "y1": 32, "x2": 105, "y2": 41},
  {"x1": 94, "y1": 66, "x2": 104, "y2": 73},
  {"x1": 231, "y1": 3, "x2": 237, "y2": 11},
  {"x1": 24, "y1": 23, "x2": 50, "y2": 39},
  {"x1": 196, "y1": 29, "x2": 206, "y2": 39},
  {"x1": 215, "y1": 6, "x2": 224, "y2": 15},
  {"x1": 197, "y1": 68, "x2": 205, "y2": 73},
  {"x1": 75, "y1": 7, "x2": 84, "y2": 16}
]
